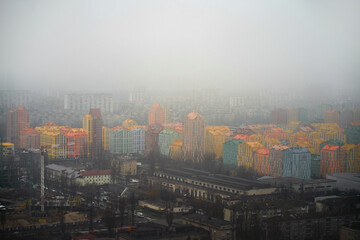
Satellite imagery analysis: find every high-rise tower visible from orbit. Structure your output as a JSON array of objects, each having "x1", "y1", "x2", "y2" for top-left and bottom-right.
[
  {"x1": 83, "y1": 109, "x2": 103, "y2": 157},
  {"x1": 6, "y1": 105, "x2": 30, "y2": 147},
  {"x1": 148, "y1": 104, "x2": 169, "y2": 126},
  {"x1": 182, "y1": 111, "x2": 205, "y2": 162}
]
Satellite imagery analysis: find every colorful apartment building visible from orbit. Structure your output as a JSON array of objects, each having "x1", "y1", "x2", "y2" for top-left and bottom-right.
[
  {"x1": 294, "y1": 141, "x2": 316, "y2": 155},
  {"x1": 158, "y1": 129, "x2": 181, "y2": 157},
  {"x1": 102, "y1": 126, "x2": 110, "y2": 151},
  {"x1": 82, "y1": 109, "x2": 103, "y2": 158},
  {"x1": 110, "y1": 126, "x2": 131, "y2": 154},
  {"x1": 6, "y1": 105, "x2": 30, "y2": 147},
  {"x1": 237, "y1": 141, "x2": 263, "y2": 169},
  {"x1": 129, "y1": 126, "x2": 146, "y2": 154},
  {"x1": 148, "y1": 103, "x2": 169, "y2": 126},
  {"x1": 64, "y1": 128, "x2": 88, "y2": 158},
  {"x1": 254, "y1": 148, "x2": 270, "y2": 176},
  {"x1": 282, "y1": 147, "x2": 311, "y2": 179},
  {"x1": 19, "y1": 127, "x2": 40, "y2": 149},
  {"x1": 345, "y1": 123, "x2": 360, "y2": 145},
  {"x1": 39, "y1": 128, "x2": 67, "y2": 159},
  {"x1": 268, "y1": 145, "x2": 289, "y2": 177},
  {"x1": 170, "y1": 141, "x2": 182, "y2": 161},
  {"x1": 122, "y1": 119, "x2": 138, "y2": 128},
  {"x1": 205, "y1": 126, "x2": 230, "y2": 159},
  {"x1": 222, "y1": 139, "x2": 243, "y2": 166},
  {"x1": 1, "y1": 142, "x2": 14, "y2": 157},
  {"x1": 320, "y1": 145, "x2": 346, "y2": 178},
  {"x1": 182, "y1": 111, "x2": 205, "y2": 162},
  {"x1": 341, "y1": 144, "x2": 360, "y2": 173}
]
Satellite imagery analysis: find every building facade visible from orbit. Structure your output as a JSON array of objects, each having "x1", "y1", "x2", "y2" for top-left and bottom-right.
[
  {"x1": 320, "y1": 144, "x2": 346, "y2": 177},
  {"x1": 182, "y1": 111, "x2": 205, "y2": 162},
  {"x1": 223, "y1": 139, "x2": 243, "y2": 166},
  {"x1": 6, "y1": 105, "x2": 30, "y2": 147},
  {"x1": 148, "y1": 103, "x2": 169, "y2": 126}
]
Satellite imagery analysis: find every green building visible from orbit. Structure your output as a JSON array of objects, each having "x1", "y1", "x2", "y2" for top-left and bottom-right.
[
  {"x1": 158, "y1": 129, "x2": 181, "y2": 157},
  {"x1": 110, "y1": 127, "x2": 131, "y2": 154},
  {"x1": 345, "y1": 124, "x2": 360, "y2": 145},
  {"x1": 311, "y1": 154, "x2": 320, "y2": 179},
  {"x1": 223, "y1": 139, "x2": 243, "y2": 166}
]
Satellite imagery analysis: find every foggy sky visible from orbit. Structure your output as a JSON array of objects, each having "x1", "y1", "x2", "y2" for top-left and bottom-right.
[{"x1": 0, "y1": 0, "x2": 359, "y2": 93}]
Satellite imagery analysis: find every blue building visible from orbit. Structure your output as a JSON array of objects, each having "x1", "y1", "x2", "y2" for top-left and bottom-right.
[{"x1": 282, "y1": 147, "x2": 311, "y2": 179}]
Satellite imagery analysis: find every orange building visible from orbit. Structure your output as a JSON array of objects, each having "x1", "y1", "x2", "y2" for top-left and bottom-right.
[
  {"x1": 320, "y1": 145, "x2": 346, "y2": 178},
  {"x1": 268, "y1": 145, "x2": 289, "y2": 177},
  {"x1": 6, "y1": 105, "x2": 30, "y2": 147},
  {"x1": 19, "y1": 127, "x2": 40, "y2": 149},
  {"x1": 254, "y1": 148, "x2": 270, "y2": 176},
  {"x1": 341, "y1": 144, "x2": 360, "y2": 173},
  {"x1": 182, "y1": 111, "x2": 205, "y2": 162},
  {"x1": 64, "y1": 128, "x2": 88, "y2": 158},
  {"x1": 148, "y1": 104, "x2": 169, "y2": 126}
]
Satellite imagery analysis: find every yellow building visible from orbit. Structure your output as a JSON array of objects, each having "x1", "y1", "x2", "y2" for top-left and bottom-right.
[
  {"x1": 40, "y1": 130, "x2": 67, "y2": 159},
  {"x1": 1, "y1": 142, "x2": 14, "y2": 157},
  {"x1": 237, "y1": 141, "x2": 263, "y2": 169},
  {"x1": 341, "y1": 144, "x2": 360, "y2": 173},
  {"x1": 122, "y1": 119, "x2": 138, "y2": 128},
  {"x1": 312, "y1": 138, "x2": 327, "y2": 154},
  {"x1": 102, "y1": 126, "x2": 110, "y2": 151},
  {"x1": 205, "y1": 126, "x2": 231, "y2": 159},
  {"x1": 82, "y1": 114, "x2": 93, "y2": 155},
  {"x1": 248, "y1": 134, "x2": 264, "y2": 144},
  {"x1": 263, "y1": 136, "x2": 282, "y2": 149},
  {"x1": 170, "y1": 141, "x2": 182, "y2": 161},
  {"x1": 294, "y1": 141, "x2": 316, "y2": 155}
]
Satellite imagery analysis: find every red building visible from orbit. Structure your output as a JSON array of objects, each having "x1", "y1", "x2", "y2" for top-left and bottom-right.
[
  {"x1": 254, "y1": 148, "x2": 270, "y2": 176},
  {"x1": 148, "y1": 104, "x2": 169, "y2": 126},
  {"x1": 90, "y1": 109, "x2": 103, "y2": 157},
  {"x1": 6, "y1": 105, "x2": 30, "y2": 147},
  {"x1": 320, "y1": 144, "x2": 346, "y2": 178},
  {"x1": 19, "y1": 127, "x2": 40, "y2": 149},
  {"x1": 145, "y1": 123, "x2": 163, "y2": 155},
  {"x1": 64, "y1": 129, "x2": 88, "y2": 158}
]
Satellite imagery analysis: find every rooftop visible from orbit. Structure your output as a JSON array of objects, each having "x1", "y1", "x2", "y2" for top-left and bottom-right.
[
  {"x1": 186, "y1": 111, "x2": 204, "y2": 120},
  {"x1": 80, "y1": 169, "x2": 112, "y2": 176},
  {"x1": 322, "y1": 144, "x2": 340, "y2": 151}
]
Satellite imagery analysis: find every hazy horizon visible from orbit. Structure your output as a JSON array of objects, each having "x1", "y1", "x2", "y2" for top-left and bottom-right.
[{"x1": 1, "y1": 0, "x2": 359, "y2": 94}]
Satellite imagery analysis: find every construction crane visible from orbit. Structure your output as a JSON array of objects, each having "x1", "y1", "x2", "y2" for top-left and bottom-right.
[{"x1": 38, "y1": 143, "x2": 69, "y2": 212}]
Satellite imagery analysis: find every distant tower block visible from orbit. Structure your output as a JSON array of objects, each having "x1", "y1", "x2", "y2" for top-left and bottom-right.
[
  {"x1": 83, "y1": 109, "x2": 103, "y2": 158},
  {"x1": 148, "y1": 104, "x2": 169, "y2": 126}
]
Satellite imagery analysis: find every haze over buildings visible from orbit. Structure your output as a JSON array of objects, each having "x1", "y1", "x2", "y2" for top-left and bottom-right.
[{"x1": 0, "y1": 0, "x2": 360, "y2": 97}]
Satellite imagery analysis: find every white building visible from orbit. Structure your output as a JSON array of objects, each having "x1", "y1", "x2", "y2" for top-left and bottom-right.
[{"x1": 77, "y1": 169, "x2": 112, "y2": 186}]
